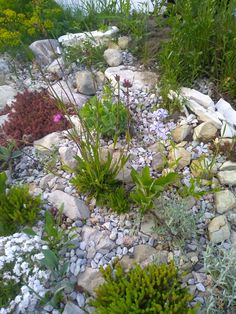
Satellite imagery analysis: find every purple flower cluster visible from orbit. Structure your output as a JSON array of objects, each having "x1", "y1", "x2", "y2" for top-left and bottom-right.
[{"x1": 148, "y1": 108, "x2": 176, "y2": 141}]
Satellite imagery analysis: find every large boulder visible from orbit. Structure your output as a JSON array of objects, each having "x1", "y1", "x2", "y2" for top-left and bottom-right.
[
  {"x1": 0, "y1": 85, "x2": 17, "y2": 111},
  {"x1": 48, "y1": 190, "x2": 90, "y2": 220},
  {"x1": 29, "y1": 39, "x2": 60, "y2": 66}
]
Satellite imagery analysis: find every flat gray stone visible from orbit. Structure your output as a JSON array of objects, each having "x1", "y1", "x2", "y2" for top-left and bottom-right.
[
  {"x1": 0, "y1": 85, "x2": 17, "y2": 110},
  {"x1": 215, "y1": 190, "x2": 236, "y2": 214},
  {"x1": 77, "y1": 268, "x2": 105, "y2": 296},
  {"x1": 34, "y1": 131, "x2": 62, "y2": 151},
  {"x1": 217, "y1": 171, "x2": 236, "y2": 186},
  {"x1": 208, "y1": 215, "x2": 230, "y2": 243},
  {"x1": 48, "y1": 190, "x2": 90, "y2": 220},
  {"x1": 63, "y1": 302, "x2": 84, "y2": 314}
]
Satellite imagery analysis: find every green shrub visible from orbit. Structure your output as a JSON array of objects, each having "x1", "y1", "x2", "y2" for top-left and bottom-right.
[
  {"x1": 204, "y1": 245, "x2": 236, "y2": 313},
  {"x1": 160, "y1": 0, "x2": 236, "y2": 99},
  {"x1": 91, "y1": 261, "x2": 197, "y2": 314},
  {"x1": 0, "y1": 172, "x2": 42, "y2": 236},
  {"x1": 80, "y1": 94, "x2": 129, "y2": 139},
  {"x1": 130, "y1": 166, "x2": 177, "y2": 215}
]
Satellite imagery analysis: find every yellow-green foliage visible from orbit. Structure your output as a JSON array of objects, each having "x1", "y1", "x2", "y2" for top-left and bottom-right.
[
  {"x1": 91, "y1": 261, "x2": 198, "y2": 314},
  {"x1": 0, "y1": 0, "x2": 66, "y2": 53}
]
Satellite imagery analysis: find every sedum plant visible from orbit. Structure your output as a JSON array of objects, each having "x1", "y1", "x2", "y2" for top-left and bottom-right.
[
  {"x1": 91, "y1": 260, "x2": 197, "y2": 314},
  {"x1": 130, "y1": 166, "x2": 177, "y2": 215},
  {"x1": 0, "y1": 171, "x2": 42, "y2": 236}
]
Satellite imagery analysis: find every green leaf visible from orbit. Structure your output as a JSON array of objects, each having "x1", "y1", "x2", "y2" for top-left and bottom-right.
[
  {"x1": 41, "y1": 249, "x2": 58, "y2": 271},
  {"x1": 23, "y1": 228, "x2": 37, "y2": 236}
]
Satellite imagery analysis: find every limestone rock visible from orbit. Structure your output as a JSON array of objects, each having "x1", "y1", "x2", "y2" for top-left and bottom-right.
[
  {"x1": 46, "y1": 57, "x2": 64, "y2": 78},
  {"x1": 82, "y1": 226, "x2": 115, "y2": 252},
  {"x1": 104, "y1": 48, "x2": 123, "y2": 67},
  {"x1": 220, "y1": 161, "x2": 236, "y2": 171},
  {"x1": 217, "y1": 171, "x2": 236, "y2": 186},
  {"x1": 120, "y1": 245, "x2": 168, "y2": 271},
  {"x1": 216, "y1": 98, "x2": 236, "y2": 132},
  {"x1": 0, "y1": 85, "x2": 17, "y2": 111},
  {"x1": 48, "y1": 80, "x2": 89, "y2": 108},
  {"x1": 151, "y1": 152, "x2": 164, "y2": 169},
  {"x1": 220, "y1": 121, "x2": 236, "y2": 138},
  {"x1": 76, "y1": 71, "x2": 97, "y2": 96},
  {"x1": 34, "y1": 132, "x2": 62, "y2": 151},
  {"x1": 77, "y1": 268, "x2": 104, "y2": 296},
  {"x1": 105, "y1": 66, "x2": 158, "y2": 92},
  {"x1": 208, "y1": 215, "x2": 230, "y2": 243},
  {"x1": 140, "y1": 213, "x2": 156, "y2": 236},
  {"x1": 171, "y1": 125, "x2": 192, "y2": 143},
  {"x1": 63, "y1": 302, "x2": 84, "y2": 314},
  {"x1": 169, "y1": 147, "x2": 191, "y2": 169},
  {"x1": 39, "y1": 174, "x2": 56, "y2": 189},
  {"x1": 48, "y1": 190, "x2": 90, "y2": 220},
  {"x1": 215, "y1": 190, "x2": 236, "y2": 214},
  {"x1": 193, "y1": 122, "x2": 218, "y2": 141},
  {"x1": 118, "y1": 36, "x2": 130, "y2": 49},
  {"x1": 184, "y1": 99, "x2": 222, "y2": 129},
  {"x1": 181, "y1": 87, "x2": 215, "y2": 109},
  {"x1": 59, "y1": 146, "x2": 78, "y2": 169},
  {"x1": 0, "y1": 114, "x2": 8, "y2": 127},
  {"x1": 29, "y1": 39, "x2": 60, "y2": 66},
  {"x1": 58, "y1": 26, "x2": 119, "y2": 47}
]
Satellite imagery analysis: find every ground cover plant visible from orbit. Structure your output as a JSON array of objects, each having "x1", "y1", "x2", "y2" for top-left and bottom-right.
[
  {"x1": 0, "y1": 89, "x2": 69, "y2": 147},
  {"x1": 0, "y1": 172, "x2": 42, "y2": 236},
  {"x1": 91, "y1": 260, "x2": 198, "y2": 313}
]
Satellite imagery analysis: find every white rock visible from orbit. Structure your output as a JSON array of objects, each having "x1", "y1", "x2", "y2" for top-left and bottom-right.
[
  {"x1": 185, "y1": 99, "x2": 222, "y2": 129},
  {"x1": 58, "y1": 26, "x2": 119, "y2": 47},
  {"x1": 217, "y1": 171, "x2": 236, "y2": 186},
  {"x1": 104, "y1": 48, "x2": 123, "y2": 66},
  {"x1": 0, "y1": 85, "x2": 17, "y2": 110},
  {"x1": 215, "y1": 190, "x2": 236, "y2": 214},
  {"x1": 118, "y1": 36, "x2": 130, "y2": 49},
  {"x1": 220, "y1": 121, "x2": 236, "y2": 138},
  {"x1": 63, "y1": 302, "x2": 84, "y2": 314},
  {"x1": 0, "y1": 114, "x2": 8, "y2": 127},
  {"x1": 208, "y1": 215, "x2": 230, "y2": 243},
  {"x1": 220, "y1": 161, "x2": 236, "y2": 171},
  {"x1": 48, "y1": 190, "x2": 90, "y2": 220},
  {"x1": 75, "y1": 71, "x2": 97, "y2": 96},
  {"x1": 34, "y1": 131, "x2": 63, "y2": 151},
  {"x1": 181, "y1": 87, "x2": 214, "y2": 109},
  {"x1": 169, "y1": 147, "x2": 191, "y2": 169},
  {"x1": 216, "y1": 98, "x2": 236, "y2": 132},
  {"x1": 29, "y1": 39, "x2": 60, "y2": 66},
  {"x1": 105, "y1": 66, "x2": 158, "y2": 92},
  {"x1": 48, "y1": 80, "x2": 89, "y2": 108},
  {"x1": 193, "y1": 122, "x2": 218, "y2": 141}
]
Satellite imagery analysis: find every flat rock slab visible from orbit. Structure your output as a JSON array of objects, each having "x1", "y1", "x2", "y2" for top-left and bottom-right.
[
  {"x1": 48, "y1": 190, "x2": 90, "y2": 220},
  {"x1": 34, "y1": 131, "x2": 63, "y2": 151},
  {"x1": 215, "y1": 189, "x2": 236, "y2": 214},
  {"x1": 105, "y1": 66, "x2": 159, "y2": 92},
  {"x1": 180, "y1": 87, "x2": 215, "y2": 109},
  {"x1": 48, "y1": 80, "x2": 89, "y2": 108},
  {"x1": 120, "y1": 244, "x2": 168, "y2": 271},
  {"x1": 77, "y1": 268, "x2": 105, "y2": 296},
  {"x1": 217, "y1": 171, "x2": 236, "y2": 186}
]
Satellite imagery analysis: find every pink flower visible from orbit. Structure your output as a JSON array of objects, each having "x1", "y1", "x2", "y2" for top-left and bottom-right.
[{"x1": 53, "y1": 113, "x2": 63, "y2": 123}]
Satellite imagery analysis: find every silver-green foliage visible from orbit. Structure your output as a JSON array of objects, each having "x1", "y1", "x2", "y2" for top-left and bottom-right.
[
  {"x1": 204, "y1": 245, "x2": 236, "y2": 314},
  {"x1": 154, "y1": 196, "x2": 197, "y2": 245}
]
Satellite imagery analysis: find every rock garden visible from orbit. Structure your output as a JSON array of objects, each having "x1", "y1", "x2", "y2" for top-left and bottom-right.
[{"x1": 0, "y1": 0, "x2": 236, "y2": 313}]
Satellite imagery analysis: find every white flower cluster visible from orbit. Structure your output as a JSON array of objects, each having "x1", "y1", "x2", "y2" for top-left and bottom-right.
[{"x1": 0, "y1": 233, "x2": 50, "y2": 314}]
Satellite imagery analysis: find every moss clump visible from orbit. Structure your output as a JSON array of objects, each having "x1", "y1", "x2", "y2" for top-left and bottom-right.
[{"x1": 91, "y1": 261, "x2": 197, "y2": 314}]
